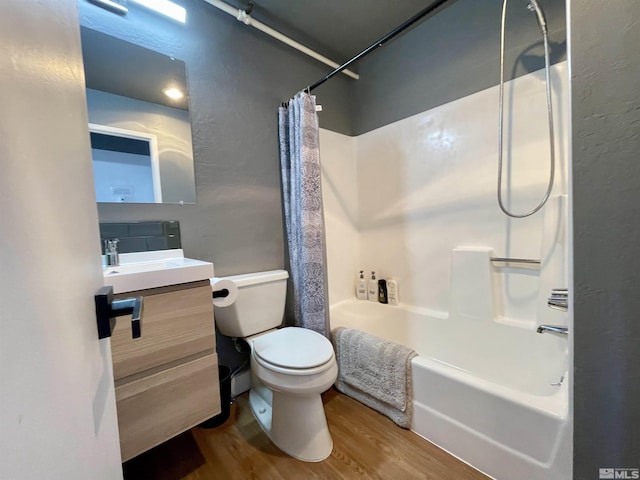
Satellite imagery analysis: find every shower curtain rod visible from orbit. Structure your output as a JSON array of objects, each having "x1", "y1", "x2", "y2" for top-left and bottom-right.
[
  {"x1": 202, "y1": 0, "x2": 359, "y2": 80},
  {"x1": 302, "y1": 0, "x2": 454, "y2": 94}
]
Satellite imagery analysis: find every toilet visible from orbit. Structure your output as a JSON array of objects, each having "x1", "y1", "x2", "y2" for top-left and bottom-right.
[{"x1": 212, "y1": 269, "x2": 337, "y2": 462}]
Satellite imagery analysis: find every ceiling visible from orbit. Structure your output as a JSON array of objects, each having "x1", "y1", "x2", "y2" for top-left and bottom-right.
[{"x1": 224, "y1": 0, "x2": 446, "y2": 64}]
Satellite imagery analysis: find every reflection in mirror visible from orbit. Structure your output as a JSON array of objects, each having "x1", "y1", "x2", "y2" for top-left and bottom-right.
[
  {"x1": 80, "y1": 27, "x2": 196, "y2": 204},
  {"x1": 90, "y1": 124, "x2": 162, "y2": 203}
]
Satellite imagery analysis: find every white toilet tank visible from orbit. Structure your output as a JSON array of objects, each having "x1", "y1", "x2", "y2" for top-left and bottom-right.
[{"x1": 213, "y1": 269, "x2": 289, "y2": 337}]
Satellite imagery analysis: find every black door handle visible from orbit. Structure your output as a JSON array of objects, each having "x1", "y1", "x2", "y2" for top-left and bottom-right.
[{"x1": 95, "y1": 286, "x2": 144, "y2": 339}]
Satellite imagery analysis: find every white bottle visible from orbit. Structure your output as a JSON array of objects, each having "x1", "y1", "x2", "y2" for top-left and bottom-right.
[
  {"x1": 368, "y1": 271, "x2": 378, "y2": 301},
  {"x1": 356, "y1": 270, "x2": 368, "y2": 300},
  {"x1": 387, "y1": 279, "x2": 398, "y2": 305}
]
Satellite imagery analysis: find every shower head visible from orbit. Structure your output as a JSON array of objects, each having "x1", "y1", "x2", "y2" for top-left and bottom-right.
[{"x1": 527, "y1": 0, "x2": 548, "y2": 34}]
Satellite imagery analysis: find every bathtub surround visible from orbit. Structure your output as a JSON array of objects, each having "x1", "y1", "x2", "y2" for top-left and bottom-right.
[
  {"x1": 356, "y1": 62, "x2": 568, "y2": 320},
  {"x1": 279, "y1": 93, "x2": 330, "y2": 336},
  {"x1": 332, "y1": 327, "x2": 417, "y2": 428},
  {"x1": 319, "y1": 129, "x2": 360, "y2": 306},
  {"x1": 570, "y1": 0, "x2": 640, "y2": 475},
  {"x1": 323, "y1": 62, "x2": 569, "y2": 320},
  {"x1": 536, "y1": 194, "x2": 569, "y2": 329},
  {"x1": 449, "y1": 247, "x2": 497, "y2": 323},
  {"x1": 322, "y1": 63, "x2": 570, "y2": 479}
]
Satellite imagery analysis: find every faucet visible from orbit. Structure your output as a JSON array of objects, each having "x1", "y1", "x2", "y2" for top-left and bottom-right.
[
  {"x1": 547, "y1": 288, "x2": 568, "y2": 311},
  {"x1": 104, "y1": 239, "x2": 120, "y2": 267},
  {"x1": 537, "y1": 325, "x2": 568, "y2": 335}
]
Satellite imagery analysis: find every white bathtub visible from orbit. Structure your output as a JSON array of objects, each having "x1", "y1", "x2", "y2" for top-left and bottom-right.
[{"x1": 330, "y1": 299, "x2": 571, "y2": 480}]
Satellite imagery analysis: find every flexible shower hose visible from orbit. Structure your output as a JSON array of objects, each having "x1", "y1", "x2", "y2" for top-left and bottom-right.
[{"x1": 497, "y1": 0, "x2": 556, "y2": 218}]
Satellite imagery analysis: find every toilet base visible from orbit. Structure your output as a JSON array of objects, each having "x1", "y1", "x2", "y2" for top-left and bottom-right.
[{"x1": 249, "y1": 388, "x2": 333, "y2": 462}]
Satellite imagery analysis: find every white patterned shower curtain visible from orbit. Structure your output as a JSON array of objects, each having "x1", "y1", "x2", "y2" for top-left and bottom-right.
[{"x1": 278, "y1": 92, "x2": 329, "y2": 337}]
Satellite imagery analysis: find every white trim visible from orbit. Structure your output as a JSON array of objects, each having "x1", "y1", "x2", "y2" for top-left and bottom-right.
[
  {"x1": 565, "y1": 1, "x2": 575, "y2": 478},
  {"x1": 89, "y1": 123, "x2": 163, "y2": 203}
]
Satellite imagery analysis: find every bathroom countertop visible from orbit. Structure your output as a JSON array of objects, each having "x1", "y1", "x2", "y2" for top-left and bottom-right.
[{"x1": 103, "y1": 249, "x2": 214, "y2": 293}]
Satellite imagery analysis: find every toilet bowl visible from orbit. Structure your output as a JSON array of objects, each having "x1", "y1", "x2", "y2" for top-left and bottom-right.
[
  {"x1": 212, "y1": 270, "x2": 337, "y2": 462},
  {"x1": 249, "y1": 327, "x2": 337, "y2": 461}
]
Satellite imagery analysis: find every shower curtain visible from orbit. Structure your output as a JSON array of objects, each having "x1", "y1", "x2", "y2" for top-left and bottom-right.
[{"x1": 278, "y1": 92, "x2": 329, "y2": 337}]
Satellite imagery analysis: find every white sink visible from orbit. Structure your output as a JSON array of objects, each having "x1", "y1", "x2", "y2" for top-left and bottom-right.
[{"x1": 103, "y1": 249, "x2": 214, "y2": 294}]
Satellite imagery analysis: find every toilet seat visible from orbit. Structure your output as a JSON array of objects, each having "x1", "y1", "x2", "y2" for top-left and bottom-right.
[
  {"x1": 253, "y1": 327, "x2": 336, "y2": 376},
  {"x1": 254, "y1": 351, "x2": 335, "y2": 376}
]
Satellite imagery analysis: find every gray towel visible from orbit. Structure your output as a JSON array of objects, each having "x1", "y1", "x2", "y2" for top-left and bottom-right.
[{"x1": 332, "y1": 327, "x2": 417, "y2": 428}]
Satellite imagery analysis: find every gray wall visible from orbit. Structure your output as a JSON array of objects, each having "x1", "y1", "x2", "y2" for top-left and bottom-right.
[
  {"x1": 571, "y1": 0, "x2": 640, "y2": 477},
  {"x1": 79, "y1": 0, "x2": 352, "y2": 275},
  {"x1": 351, "y1": 0, "x2": 567, "y2": 135},
  {"x1": 82, "y1": 0, "x2": 567, "y2": 274}
]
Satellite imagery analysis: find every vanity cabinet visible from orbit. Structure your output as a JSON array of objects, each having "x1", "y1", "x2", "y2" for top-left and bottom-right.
[{"x1": 111, "y1": 279, "x2": 220, "y2": 461}]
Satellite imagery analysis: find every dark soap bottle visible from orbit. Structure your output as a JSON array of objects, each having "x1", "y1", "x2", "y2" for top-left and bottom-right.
[{"x1": 378, "y1": 279, "x2": 388, "y2": 304}]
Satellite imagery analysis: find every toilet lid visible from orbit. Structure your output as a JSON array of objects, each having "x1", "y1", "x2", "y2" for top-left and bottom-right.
[{"x1": 253, "y1": 327, "x2": 334, "y2": 369}]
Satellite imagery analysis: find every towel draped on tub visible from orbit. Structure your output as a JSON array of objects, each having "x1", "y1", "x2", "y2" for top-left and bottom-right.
[{"x1": 331, "y1": 327, "x2": 417, "y2": 428}]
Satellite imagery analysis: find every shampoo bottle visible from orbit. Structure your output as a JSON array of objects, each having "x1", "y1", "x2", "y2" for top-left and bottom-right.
[
  {"x1": 378, "y1": 279, "x2": 388, "y2": 304},
  {"x1": 368, "y1": 271, "x2": 378, "y2": 301},
  {"x1": 356, "y1": 270, "x2": 368, "y2": 300},
  {"x1": 387, "y1": 279, "x2": 398, "y2": 305}
]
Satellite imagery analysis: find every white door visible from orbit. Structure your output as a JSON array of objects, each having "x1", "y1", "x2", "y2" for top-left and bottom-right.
[{"x1": 0, "y1": 1, "x2": 123, "y2": 479}]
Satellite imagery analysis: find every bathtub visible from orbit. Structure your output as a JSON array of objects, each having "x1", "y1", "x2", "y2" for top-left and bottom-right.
[{"x1": 330, "y1": 299, "x2": 570, "y2": 480}]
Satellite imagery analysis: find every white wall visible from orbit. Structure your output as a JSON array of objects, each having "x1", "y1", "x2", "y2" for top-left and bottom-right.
[
  {"x1": 323, "y1": 62, "x2": 569, "y2": 325},
  {"x1": 319, "y1": 129, "x2": 359, "y2": 305}
]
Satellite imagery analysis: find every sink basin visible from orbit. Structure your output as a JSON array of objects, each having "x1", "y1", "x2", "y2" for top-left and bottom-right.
[
  {"x1": 103, "y1": 249, "x2": 214, "y2": 294},
  {"x1": 104, "y1": 261, "x2": 171, "y2": 276}
]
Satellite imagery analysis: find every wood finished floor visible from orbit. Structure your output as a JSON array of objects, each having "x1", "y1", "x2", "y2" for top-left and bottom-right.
[{"x1": 123, "y1": 388, "x2": 489, "y2": 480}]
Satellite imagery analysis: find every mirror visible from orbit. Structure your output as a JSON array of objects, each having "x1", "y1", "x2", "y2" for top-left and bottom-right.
[{"x1": 80, "y1": 27, "x2": 196, "y2": 204}]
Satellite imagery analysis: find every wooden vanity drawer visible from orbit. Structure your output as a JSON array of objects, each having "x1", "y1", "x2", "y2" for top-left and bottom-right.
[
  {"x1": 111, "y1": 280, "x2": 215, "y2": 380},
  {"x1": 115, "y1": 352, "x2": 221, "y2": 462}
]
